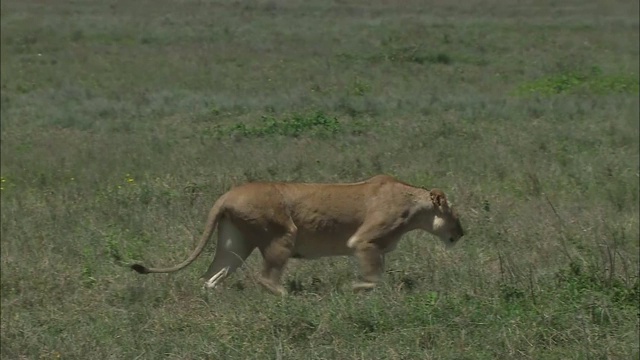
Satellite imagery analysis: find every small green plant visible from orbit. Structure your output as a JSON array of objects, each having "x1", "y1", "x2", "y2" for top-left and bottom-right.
[
  {"x1": 351, "y1": 77, "x2": 372, "y2": 96},
  {"x1": 555, "y1": 261, "x2": 639, "y2": 307},
  {"x1": 500, "y1": 283, "x2": 526, "y2": 303},
  {"x1": 215, "y1": 111, "x2": 343, "y2": 138},
  {"x1": 381, "y1": 45, "x2": 454, "y2": 65},
  {"x1": 105, "y1": 231, "x2": 123, "y2": 265},
  {"x1": 81, "y1": 247, "x2": 97, "y2": 288},
  {"x1": 413, "y1": 52, "x2": 452, "y2": 65},
  {"x1": 516, "y1": 67, "x2": 639, "y2": 95}
]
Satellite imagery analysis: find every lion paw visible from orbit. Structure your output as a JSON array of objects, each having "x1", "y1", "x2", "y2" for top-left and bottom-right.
[{"x1": 352, "y1": 282, "x2": 377, "y2": 292}]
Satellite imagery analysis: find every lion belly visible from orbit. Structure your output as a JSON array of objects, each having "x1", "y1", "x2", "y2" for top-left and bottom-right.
[{"x1": 291, "y1": 233, "x2": 353, "y2": 259}]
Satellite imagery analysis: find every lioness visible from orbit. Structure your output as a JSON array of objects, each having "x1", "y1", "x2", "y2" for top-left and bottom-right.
[{"x1": 131, "y1": 175, "x2": 464, "y2": 295}]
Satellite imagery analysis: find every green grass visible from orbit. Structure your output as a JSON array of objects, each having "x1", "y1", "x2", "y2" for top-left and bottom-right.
[
  {"x1": 516, "y1": 65, "x2": 639, "y2": 96},
  {"x1": 1, "y1": 0, "x2": 639, "y2": 359}
]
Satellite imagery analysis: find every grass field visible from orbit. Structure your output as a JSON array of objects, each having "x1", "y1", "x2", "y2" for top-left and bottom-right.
[{"x1": 1, "y1": 0, "x2": 639, "y2": 359}]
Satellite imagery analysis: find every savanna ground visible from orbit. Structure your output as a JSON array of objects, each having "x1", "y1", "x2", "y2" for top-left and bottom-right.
[{"x1": 1, "y1": 0, "x2": 639, "y2": 359}]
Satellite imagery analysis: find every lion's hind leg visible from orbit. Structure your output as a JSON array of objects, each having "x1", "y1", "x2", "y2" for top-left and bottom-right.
[{"x1": 202, "y1": 218, "x2": 255, "y2": 289}]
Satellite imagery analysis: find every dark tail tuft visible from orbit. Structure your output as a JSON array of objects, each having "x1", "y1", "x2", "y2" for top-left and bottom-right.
[{"x1": 131, "y1": 264, "x2": 150, "y2": 274}]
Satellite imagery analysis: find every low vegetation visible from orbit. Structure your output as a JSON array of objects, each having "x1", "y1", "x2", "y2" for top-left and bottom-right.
[{"x1": 1, "y1": 0, "x2": 638, "y2": 359}]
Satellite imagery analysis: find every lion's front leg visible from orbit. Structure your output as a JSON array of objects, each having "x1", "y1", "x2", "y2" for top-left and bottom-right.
[
  {"x1": 257, "y1": 227, "x2": 297, "y2": 296},
  {"x1": 257, "y1": 247, "x2": 290, "y2": 296},
  {"x1": 352, "y1": 242, "x2": 384, "y2": 292}
]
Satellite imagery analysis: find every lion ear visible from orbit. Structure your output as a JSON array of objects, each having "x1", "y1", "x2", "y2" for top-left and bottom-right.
[{"x1": 430, "y1": 189, "x2": 448, "y2": 208}]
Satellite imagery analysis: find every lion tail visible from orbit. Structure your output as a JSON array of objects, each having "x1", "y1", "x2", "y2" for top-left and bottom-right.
[{"x1": 130, "y1": 195, "x2": 226, "y2": 275}]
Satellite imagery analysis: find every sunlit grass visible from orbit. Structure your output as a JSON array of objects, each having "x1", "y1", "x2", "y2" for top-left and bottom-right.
[{"x1": 1, "y1": 0, "x2": 638, "y2": 359}]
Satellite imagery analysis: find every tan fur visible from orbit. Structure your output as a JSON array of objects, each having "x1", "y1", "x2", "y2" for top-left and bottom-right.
[{"x1": 130, "y1": 174, "x2": 464, "y2": 295}]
